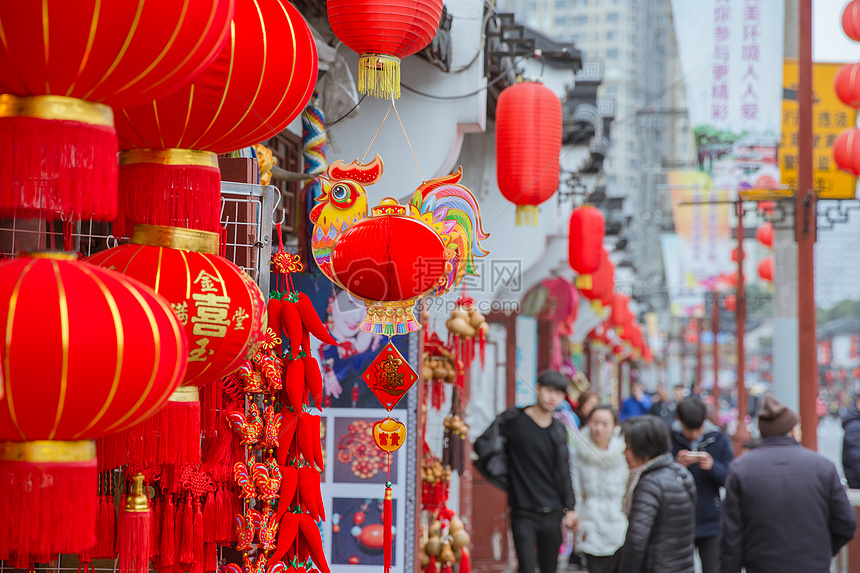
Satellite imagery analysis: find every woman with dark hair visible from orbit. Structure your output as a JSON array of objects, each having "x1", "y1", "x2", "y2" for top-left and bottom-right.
[
  {"x1": 575, "y1": 390, "x2": 599, "y2": 429},
  {"x1": 619, "y1": 416, "x2": 696, "y2": 573},
  {"x1": 573, "y1": 405, "x2": 627, "y2": 573}
]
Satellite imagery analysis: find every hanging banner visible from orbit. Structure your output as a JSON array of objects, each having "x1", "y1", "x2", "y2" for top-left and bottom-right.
[
  {"x1": 780, "y1": 60, "x2": 858, "y2": 200},
  {"x1": 671, "y1": 0, "x2": 785, "y2": 199}
]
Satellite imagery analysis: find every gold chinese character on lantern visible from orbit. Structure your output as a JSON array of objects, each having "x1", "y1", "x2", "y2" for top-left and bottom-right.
[
  {"x1": 191, "y1": 293, "x2": 232, "y2": 337},
  {"x1": 233, "y1": 307, "x2": 249, "y2": 330},
  {"x1": 194, "y1": 270, "x2": 223, "y2": 293},
  {"x1": 189, "y1": 337, "x2": 214, "y2": 362},
  {"x1": 172, "y1": 301, "x2": 189, "y2": 325}
]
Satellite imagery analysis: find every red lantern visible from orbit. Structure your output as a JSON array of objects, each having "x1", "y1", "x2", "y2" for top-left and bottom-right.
[
  {"x1": 569, "y1": 206, "x2": 605, "y2": 274},
  {"x1": 496, "y1": 82, "x2": 562, "y2": 226},
  {"x1": 0, "y1": 253, "x2": 188, "y2": 556},
  {"x1": 0, "y1": 0, "x2": 234, "y2": 220},
  {"x1": 610, "y1": 294, "x2": 633, "y2": 330},
  {"x1": 724, "y1": 294, "x2": 737, "y2": 312},
  {"x1": 755, "y1": 223, "x2": 774, "y2": 248},
  {"x1": 327, "y1": 0, "x2": 443, "y2": 99},
  {"x1": 580, "y1": 248, "x2": 614, "y2": 303},
  {"x1": 758, "y1": 257, "x2": 774, "y2": 282},
  {"x1": 833, "y1": 128, "x2": 860, "y2": 176},
  {"x1": 845, "y1": 0, "x2": 860, "y2": 41},
  {"x1": 835, "y1": 63, "x2": 860, "y2": 108},
  {"x1": 758, "y1": 201, "x2": 775, "y2": 215},
  {"x1": 330, "y1": 200, "x2": 447, "y2": 334},
  {"x1": 87, "y1": 225, "x2": 265, "y2": 467},
  {"x1": 114, "y1": 0, "x2": 318, "y2": 235}
]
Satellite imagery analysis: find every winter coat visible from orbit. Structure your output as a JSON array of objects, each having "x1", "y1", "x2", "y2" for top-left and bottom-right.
[
  {"x1": 842, "y1": 406, "x2": 860, "y2": 488},
  {"x1": 473, "y1": 406, "x2": 576, "y2": 511},
  {"x1": 618, "y1": 454, "x2": 696, "y2": 573},
  {"x1": 720, "y1": 435, "x2": 857, "y2": 573},
  {"x1": 670, "y1": 420, "x2": 733, "y2": 538},
  {"x1": 619, "y1": 395, "x2": 652, "y2": 421},
  {"x1": 572, "y1": 428, "x2": 629, "y2": 557}
]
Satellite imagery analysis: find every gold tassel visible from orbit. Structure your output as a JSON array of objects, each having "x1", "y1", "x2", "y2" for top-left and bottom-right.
[
  {"x1": 358, "y1": 54, "x2": 402, "y2": 99},
  {"x1": 515, "y1": 205, "x2": 539, "y2": 226}
]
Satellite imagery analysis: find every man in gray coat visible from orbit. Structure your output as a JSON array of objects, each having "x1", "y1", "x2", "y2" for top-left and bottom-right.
[{"x1": 720, "y1": 395, "x2": 857, "y2": 573}]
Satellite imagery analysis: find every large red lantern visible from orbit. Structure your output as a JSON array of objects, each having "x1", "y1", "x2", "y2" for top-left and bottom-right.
[
  {"x1": 496, "y1": 82, "x2": 562, "y2": 225},
  {"x1": 755, "y1": 223, "x2": 774, "y2": 248},
  {"x1": 835, "y1": 63, "x2": 860, "y2": 108},
  {"x1": 330, "y1": 199, "x2": 447, "y2": 334},
  {"x1": 833, "y1": 128, "x2": 860, "y2": 176},
  {"x1": 114, "y1": 0, "x2": 318, "y2": 235},
  {"x1": 0, "y1": 253, "x2": 188, "y2": 558},
  {"x1": 0, "y1": 0, "x2": 234, "y2": 221},
  {"x1": 87, "y1": 225, "x2": 265, "y2": 467},
  {"x1": 327, "y1": 0, "x2": 443, "y2": 99},
  {"x1": 610, "y1": 293, "x2": 633, "y2": 330},
  {"x1": 758, "y1": 257, "x2": 774, "y2": 282},
  {"x1": 580, "y1": 248, "x2": 614, "y2": 303},
  {"x1": 845, "y1": 0, "x2": 860, "y2": 42},
  {"x1": 569, "y1": 206, "x2": 605, "y2": 274}
]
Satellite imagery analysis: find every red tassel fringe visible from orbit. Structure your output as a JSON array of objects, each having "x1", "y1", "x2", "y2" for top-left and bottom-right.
[
  {"x1": 179, "y1": 496, "x2": 194, "y2": 565},
  {"x1": 95, "y1": 494, "x2": 117, "y2": 558},
  {"x1": 151, "y1": 498, "x2": 162, "y2": 558},
  {"x1": 0, "y1": 457, "x2": 97, "y2": 556},
  {"x1": 99, "y1": 399, "x2": 202, "y2": 469},
  {"x1": 160, "y1": 495, "x2": 176, "y2": 567},
  {"x1": 116, "y1": 161, "x2": 222, "y2": 237},
  {"x1": 460, "y1": 548, "x2": 471, "y2": 573},
  {"x1": 0, "y1": 115, "x2": 118, "y2": 220},
  {"x1": 192, "y1": 499, "x2": 204, "y2": 573},
  {"x1": 118, "y1": 510, "x2": 151, "y2": 573},
  {"x1": 204, "y1": 542, "x2": 218, "y2": 573},
  {"x1": 383, "y1": 486, "x2": 393, "y2": 573}
]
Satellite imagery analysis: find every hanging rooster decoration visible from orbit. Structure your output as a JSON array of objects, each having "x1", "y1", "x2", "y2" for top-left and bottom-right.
[{"x1": 310, "y1": 154, "x2": 488, "y2": 573}]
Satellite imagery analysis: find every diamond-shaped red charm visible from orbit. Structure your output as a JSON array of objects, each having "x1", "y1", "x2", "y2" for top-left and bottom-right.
[{"x1": 362, "y1": 341, "x2": 418, "y2": 411}]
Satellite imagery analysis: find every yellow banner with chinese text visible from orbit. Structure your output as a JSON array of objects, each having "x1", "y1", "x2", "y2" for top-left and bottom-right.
[{"x1": 780, "y1": 60, "x2": 857, "y2": 200}]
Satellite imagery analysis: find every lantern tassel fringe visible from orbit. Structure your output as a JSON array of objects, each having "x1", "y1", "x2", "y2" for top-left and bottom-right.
[
  {"x1": 117, "y1": 474, "x2": 151, "y2": 573},
  {"x1": 514, "y1": 205, "x2": 539, "y2": 226},
  {"x1": 358, "y1": 54, "x2": 402, "y2": 99}
]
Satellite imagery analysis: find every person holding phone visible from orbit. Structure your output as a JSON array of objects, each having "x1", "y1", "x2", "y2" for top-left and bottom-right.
[{"x1": 670, "y1": 398, "x2": 733, "y2": 573}]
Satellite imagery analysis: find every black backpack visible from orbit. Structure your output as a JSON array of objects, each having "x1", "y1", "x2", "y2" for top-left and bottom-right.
[{"x1": 472, "y1": 407, "x2": 519, "y2": 490}]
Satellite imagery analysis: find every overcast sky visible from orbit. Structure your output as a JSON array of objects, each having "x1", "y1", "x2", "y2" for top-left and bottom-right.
[{"x1": 815, "y1": 0, "x2": 860, "y2": 62}]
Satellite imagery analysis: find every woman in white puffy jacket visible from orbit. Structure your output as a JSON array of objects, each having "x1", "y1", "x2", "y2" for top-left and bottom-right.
[{"x1": 573, "y1": 405, "x2": 628, "y2": 573}]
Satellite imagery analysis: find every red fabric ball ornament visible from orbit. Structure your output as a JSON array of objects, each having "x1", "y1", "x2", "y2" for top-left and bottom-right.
[
  {"x1": 328, "y1": 0, "x2": 443, "y2": 99},
  {"x1": 833, "y1": 128, "x2": 860, "y2": 176},
  {"x1": 569, "y1": 206, "x2": 605, "y2": 275},
  {"x1": 114, "y1": 0, "x2": 319, "y2": 235},
  {"x1": 0, "y1": 0, "x2": 234, "y2": 221},
  {"x1": 755, "y1": 223, "x2": 774, "y2": 248},
  {"x1": 835, "y1": 63, "x2": 860, "y2": 108},
  {"x1": 496, "y1": 82, "x2": 562, "y2": 226},
  {"x1": 0, "y1": 252, "x2": 188, "y2": 557},
  {"x1": 329, "y1": 199, "x2": 446, "y2": 334},
  {"x1": 758, "y1": 257, "x2": 774, "y2": 282},
  {"x1": 845, "y1": 0, "x2": 860, "y2": 41}
]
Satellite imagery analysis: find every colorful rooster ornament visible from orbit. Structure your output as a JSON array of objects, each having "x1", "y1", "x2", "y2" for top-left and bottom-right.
[{"x1": 310, "y1": 155, "x2": 489, "y2": 335}]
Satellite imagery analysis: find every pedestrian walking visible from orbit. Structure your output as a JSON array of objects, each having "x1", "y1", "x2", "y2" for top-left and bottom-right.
[
  {"x1": 576, "y1": 390, "x2": 599, "y2": 429},
  {"x1": 620, "y1": 382, "x2": 652, "y2": 421},
  {"x1": 573, "y1": 406, "x2": 628, "y2": 573},
  {"x1": 648, "y1": 384, "x2": 680, "y2": 428},
  {"x1": 841, "y1": 393, "x2": 860, "y2": 488},
  {"x1": 618, "y1": 416, "x2": 696, "y2": 573},
  {"x1": 720, "y1": 395, "x2": 857, "y2": 573},
  {"x1": 670, "y1": 398, "x2": 733, "y2": 573},
  {"x1": 473, "y1": 370, "x2": 578, "y2": 573}
]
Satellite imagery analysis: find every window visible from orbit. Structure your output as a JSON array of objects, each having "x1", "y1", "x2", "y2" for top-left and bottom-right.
[
  {"x1": 607, "y1": 12, "x2": 619, "y2": 22},
  {"x1": 607, "y1": 48, "x2": 619, "y2": 59},
  {"x1": 573, "y1": 15, "x2": 588, "y2": 25},
  {"x1": 607, "y1": 30, "x2": 617, "y2": 40}
]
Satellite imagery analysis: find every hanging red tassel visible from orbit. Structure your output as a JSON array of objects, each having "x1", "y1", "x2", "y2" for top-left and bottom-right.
[
  {"x1": 191, "y1": 498, "x2": 205, "y2": 573},
  {"x1": 0, "y1": 440, "x2": 97, "y2": 556},
  {"x1": 215, "y1": 486, "x2": 229, "y2": 544},
  {"x1": 424, "y1": 555, "x2": 436, "y2": 573},
  {"x1": 459, "y1": 548, "x2": 471, "y2": 573},
  {"x1": 204, "y1": 542, "x2": 218, "y2": 573},
  {"x1": 203, "y1": 490, "x2": 217, "y2": 543},
  {"x1": 160, "y1": 494, "x2": 176, "y2": 567},
  {"x1": 151, "y1": 498, "x2": 162, "y2": 558},
  {"x1": 115, "y1": 157, "x2": 222, "y2": 237},
  {"x1": 179, "y1": 495, "x2": 195, "y2": 565},
  {"x1": 383, "y1": 485, "x2": 393, "y2": 573},
  {"x1": 200, "y1": 378, "x2": 223, "y2": 441},
  {"x1": 94, "y1": 494, "x2": 111, "y2": 558},
  {"x1": 117, "y1": 474, "x2": 151, "y2": 573}
]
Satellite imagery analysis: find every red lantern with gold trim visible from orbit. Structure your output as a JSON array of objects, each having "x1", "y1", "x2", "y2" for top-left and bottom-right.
[
  {"x1": 569, "y1": 206, "x2": 605, "y2": 275},
  {"x1": 87, "y1": 224, "x2": 265, "y2": 468},
  {"x1": 0, "y1": 252, "x2": 188, "y2": 557},
  {"x1": 758, "y1": 257, "x2": 774, "y2": 282},
  {"x1": 0, "y1": 0, "x2": 234, "y2": 220},
  {"x1": 327, "y1": 0, "x2": 443, "y2": 99},
  {"x1": 496, "y1": 82, "x2": 562, "y2": 226},
  {"x1": 113, "y1": 0, "x2": 318, "y2": 236}
]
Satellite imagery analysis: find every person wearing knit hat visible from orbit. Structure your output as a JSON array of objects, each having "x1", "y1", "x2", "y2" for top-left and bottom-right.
[{"x1": 720, "y1": 395, "x2": 856, "y2": 573}]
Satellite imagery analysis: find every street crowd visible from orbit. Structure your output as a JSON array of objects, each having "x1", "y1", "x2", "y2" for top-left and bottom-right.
[{"x1": 474, "y1": 371, "x2": 859, "y2": 573}]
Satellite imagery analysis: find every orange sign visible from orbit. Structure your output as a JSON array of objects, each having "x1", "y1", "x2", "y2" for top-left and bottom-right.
[{"x1": 373, "y1": 417, "x2": 406, "y2": 452}]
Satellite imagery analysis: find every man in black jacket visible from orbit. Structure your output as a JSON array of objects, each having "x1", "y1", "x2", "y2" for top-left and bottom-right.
[
  {"x1": 473, "y1": 370, "x2": 578, "y2": 573},
  {"x1": 671, "y1": 398, "x2": 732, "y2": 573},
  {"x1": 720, "y1": 395, "x2": 857, "y2": 573},
  {"x1": 842, "y1": 394, "x2": 860, "y2": 488}
]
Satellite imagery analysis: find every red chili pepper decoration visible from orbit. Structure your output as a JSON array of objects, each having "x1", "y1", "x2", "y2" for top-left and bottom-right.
[
  {"x1": 301, "y1": 328, "x2": 313, "y2": 357},
  {"x1": 267, "y1": 512, "x2": 300, "y2": 568},
  {"x1": 309, "y1": 414, "x2": 325, "y2": 471},
  {"x1": 303, "y1": 355, "x2": 324, "y2": 412},
  {"x1": 268, "y1": 298, "x2": 283, "y2": 353},
  {"x1": 282, "y1": 358, "x2": 306, "y2": 411},
  {"x1": 295, "y1": 293, "x2": 338, "y2": 345},
  {"x1": 297, "y1": 414, "x2": 317, "y2": 467},
  {"x1": 275, "y1": 466, "x2": 299, "y2": 522},
  {"x1": 276, "y1": 409, "x2": 299, "y2": 466},
  {"x1": 298, "y1": 465, "x2": 321, "y2": 521},
  {"x1": 299, "y1": 513, "x2": 330, "y2": 573},
  {"x1": 280, "y1": 299, "x2": 305, "y2": 353}
]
